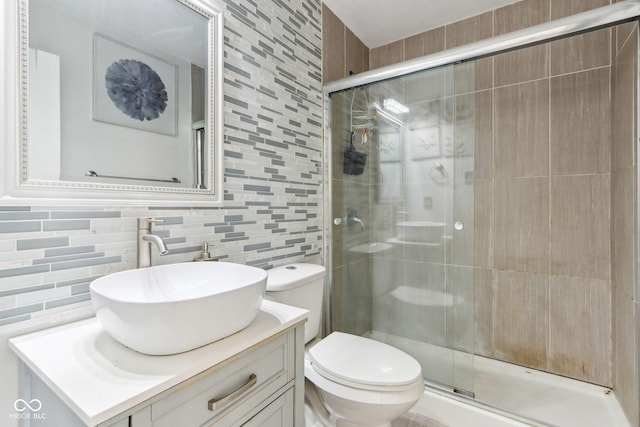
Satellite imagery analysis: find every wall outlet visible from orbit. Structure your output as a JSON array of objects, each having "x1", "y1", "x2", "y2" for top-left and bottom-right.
[{"x1": 424, "y1": 197, "x2": 433, "y2": 209}]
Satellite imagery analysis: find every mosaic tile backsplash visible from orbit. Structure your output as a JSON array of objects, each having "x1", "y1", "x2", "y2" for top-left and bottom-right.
[{"x1": 0, "y1": 0, "x2": 323, "y2": 326}]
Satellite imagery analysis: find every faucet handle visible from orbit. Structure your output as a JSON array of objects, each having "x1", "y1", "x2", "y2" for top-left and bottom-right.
[{"x1": 138, "y1": 217, "x2": 165, "y2": 230}]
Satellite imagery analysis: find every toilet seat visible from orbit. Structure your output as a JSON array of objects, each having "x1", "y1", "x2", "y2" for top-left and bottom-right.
[{"x1": 308, "y1": 332, "x2": 422, "y2": 392}]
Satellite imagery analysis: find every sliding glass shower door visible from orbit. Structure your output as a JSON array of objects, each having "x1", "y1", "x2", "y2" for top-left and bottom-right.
[{"x1": 330, "y1": 61, "x2": 479, "y2": 395}]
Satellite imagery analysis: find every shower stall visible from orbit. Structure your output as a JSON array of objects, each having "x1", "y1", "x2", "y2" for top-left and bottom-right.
[{"x1": 324, "y1": 2, "x2": 640, "y2": 425}]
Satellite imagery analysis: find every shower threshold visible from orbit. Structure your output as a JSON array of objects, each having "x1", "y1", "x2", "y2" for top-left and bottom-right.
[{"x1": 367, "y1": 330, "x2": 630, "y2": 427}]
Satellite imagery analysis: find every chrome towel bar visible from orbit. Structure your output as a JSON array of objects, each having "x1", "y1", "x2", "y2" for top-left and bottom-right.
[{"x1": 85, "y1": 170, "x2": 181, "y2": 184}]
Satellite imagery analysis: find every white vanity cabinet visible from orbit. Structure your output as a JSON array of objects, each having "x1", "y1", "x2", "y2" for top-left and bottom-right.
[
  {"x1": 9, "y1": 301, "x2": 307, "y2": 427},
  {"x1": 131, "y1": 331, "x2": 297, "y2": 427}
]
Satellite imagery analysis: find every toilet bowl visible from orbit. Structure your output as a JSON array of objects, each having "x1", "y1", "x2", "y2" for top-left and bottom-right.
[
  {"x1": 305, "y1": 332, "x2": 424, "y2": 426},
  {"x1": 265, "y1": 263, "x2": 424, "y2": 427}
]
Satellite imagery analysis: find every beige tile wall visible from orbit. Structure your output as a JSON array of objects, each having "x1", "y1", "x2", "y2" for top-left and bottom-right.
[
  {"x1": 494, "y1": 80, "x2": 550, "y2": 178},
  {"x1": 323, "y1": 0, "x2": 638, "y2": 423},
  {"x1": 322, "y1": 6, "x2": 371, "y2": 335},
  {"x1": 322, "y1": 4, "x2": 368, "y2": 82},
  {"x1": 611, "y1": 22, "x2": 639, "y2": 427},
  {"x1": 321, "y1": 5, "x2": 345, "y2": 83}
]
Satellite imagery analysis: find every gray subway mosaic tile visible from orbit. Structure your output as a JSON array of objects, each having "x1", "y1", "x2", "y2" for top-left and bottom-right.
[
  {"x1": 256, "y1": 126, "x2": 273, "y2": 135},
  {"x1": 266, "y1": 139, "x2": 288, "y2": 150},
  {"x1": 225, "y1": 168, "x2": 246, "y2": 175},
  {"x1": 168, "y1": 245, "x2": 202, "y2": 255},
  {"x1": 258, "y1": 86, "x2": 277, "y2": 99},
  {"x1": 0, "y1": 0, "x2": 323, "y2": 321},
  {"x1": 0, "y1": 265, "x2": 50, "y2": 278},
  {"x1": 285, "y1": 188, "x2": 306, "y2": 195},
  {"x1": 50, "y1": 211, "x2": 121, "y2": 219},
  {"x1": 33, "y1": 252, "x2": 105, "y2": 265},
  {"x1": 164, "y1": 237, "x2": 187, "y2": 244},
  {"x1": 43, "y1": 220, "x2": 90, "y2": 231},
  {"x1": 221, "y1": 236, "x2": 250, "y2": 243},
  {"x1": 0, "y1": 206, "x2": 31, "y2": 212},
  {"x1": 17, "y1": 237, "x2": 69, "y2": 251},
  {"x1": 0, "y1": 315, "x2": 31, "y2": 327},
  {"x1": 157, "y1": 216, "x2": 184, "y2": 225},
  {"x1": 256, "y1": 113, "x2": 273, "y2": 123},
  {"x1": 0, "y1": 303, "x2": 43, "y2": 319},
  {"x1": 225, "y1": 150, "x2": 244, "y2": 159},
  {"x1": 224, "y1": 95, "x2": 249, "y2": 109},
  {"x1": 0, "y1": 212, "x2": 49, "y2": 221},
  {"x1": 246, "y1": 135, "x2": 264, "y2": 144},
  {"x1": 286, "y1": 238, "x2": 305, "y2": 245},
  {"x1": 50, "y1": 256, "x2": 122, "y2": 272},
  {"x1": 225, "y1": 232, "x2": 246, "y2": 239},
  {"x1": 148, "y1": 206, "x2": 195, "y2": 211},
  {"x1": 45, "y1": 294, "x2": 91, "y2": 310},
  {"x1": 244, "y1": 184, "x2": 271, "y2": 192},
  {"x1": 57, "y1": 276, "x2": 102, "y2": 287},
  {"x1": 241, "y1": 118, "x2": 259, "y2": 129},
  {"x1": 225, "y1": 62, "x2": 251, "y2": 79},
  {"x1": 71, "y1": 283, "x2": 90, "y2": 295},
  {"x1": 0, "y1": 283, "x2": 54, "y2": 298},
  {"x1": 45, "y1": 245, "x2": 95, "y2": 257},
  {"x1": 0, "y1": 222, "x2": 41, "y2": 234},
  {"x1": 227, "y1": 135, "x2": 255, "y2": 146},
  {"x1": 249, "y1": 43, "x2": 267, "y2": 58},
  {"x1": 244, "y1": 242, "x2": 271, "y2": 251},
  {"x1": 255, "y1": 147, "x2": 282, "y2": 158}
]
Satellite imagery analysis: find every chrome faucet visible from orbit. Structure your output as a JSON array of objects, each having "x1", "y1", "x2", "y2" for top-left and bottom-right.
[
  {"x1": 346, "y1": 208, "x2": 365, "y2": 232},
  {"x1": 137, "y1": 218, "x2": 169, "y2": 268}
]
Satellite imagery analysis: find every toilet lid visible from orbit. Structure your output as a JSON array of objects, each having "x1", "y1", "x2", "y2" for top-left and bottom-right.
[{"x1": 308, "y1": 332, "x2": 422, "y2": 388}]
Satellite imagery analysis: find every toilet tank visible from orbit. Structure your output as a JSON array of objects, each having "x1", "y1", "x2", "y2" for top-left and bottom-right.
[{"x1": 265, "y1": 263, "x2": 325, "y2": 343}]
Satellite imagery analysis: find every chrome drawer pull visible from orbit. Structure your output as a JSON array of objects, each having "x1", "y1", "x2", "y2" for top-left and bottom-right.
[{"x1": 207, "y1": 373, "x2": 257, "y2": 411}]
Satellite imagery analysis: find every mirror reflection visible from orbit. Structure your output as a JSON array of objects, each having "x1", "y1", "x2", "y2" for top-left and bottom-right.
[{"x1": 27, "y1": 0, "x2": 210, "y2": 189}]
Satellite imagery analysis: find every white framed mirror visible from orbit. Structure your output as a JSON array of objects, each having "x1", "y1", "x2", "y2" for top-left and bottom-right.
[{"x1": 0, "y1": 0, "x2": 224, "y2": 205}]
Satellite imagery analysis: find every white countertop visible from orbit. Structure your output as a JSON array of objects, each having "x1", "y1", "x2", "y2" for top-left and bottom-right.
[{"x1": 8, "y1": 300, "x2": 307, "y2": 426}]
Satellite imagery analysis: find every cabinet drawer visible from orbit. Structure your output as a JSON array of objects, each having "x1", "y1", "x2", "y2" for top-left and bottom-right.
[
  {"x1": 239, "y1": 388, "x2": 294, "y2": 427},
  {"x1": 151, "y1": 333, "x2": 293, "y2": 427}
]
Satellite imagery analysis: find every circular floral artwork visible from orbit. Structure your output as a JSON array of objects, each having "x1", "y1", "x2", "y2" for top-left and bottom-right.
[{"x1": 104, "y1": 59, "x2": 168, "y2": 121}]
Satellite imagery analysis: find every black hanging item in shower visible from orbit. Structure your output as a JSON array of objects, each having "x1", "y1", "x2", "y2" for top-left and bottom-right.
[{"x1": 343, "y1": 131, "x2": 367, "y2": 175}]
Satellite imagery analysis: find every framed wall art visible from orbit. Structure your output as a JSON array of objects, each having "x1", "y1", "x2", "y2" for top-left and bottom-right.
[{"x1": 93, "y1": 33, "x2": 178, "y2": 136}]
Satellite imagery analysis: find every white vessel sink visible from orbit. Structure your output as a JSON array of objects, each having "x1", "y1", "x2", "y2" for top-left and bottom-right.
[
  {"x1": 90, "y1": 262, "x2": 267, "y2": 355},
  {"x1": 396, "y1": 221, "x2": 446, "y2": 244}
]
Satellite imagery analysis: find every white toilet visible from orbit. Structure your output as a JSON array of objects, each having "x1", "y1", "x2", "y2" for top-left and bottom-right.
[{"x1": 266, "y1": 263, "x2": 424, "y2": 427}]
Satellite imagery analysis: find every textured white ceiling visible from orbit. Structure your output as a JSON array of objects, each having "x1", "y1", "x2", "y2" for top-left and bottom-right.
[{"x1": 323, "y1": 0, "x2": 523, "y2": 48}]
